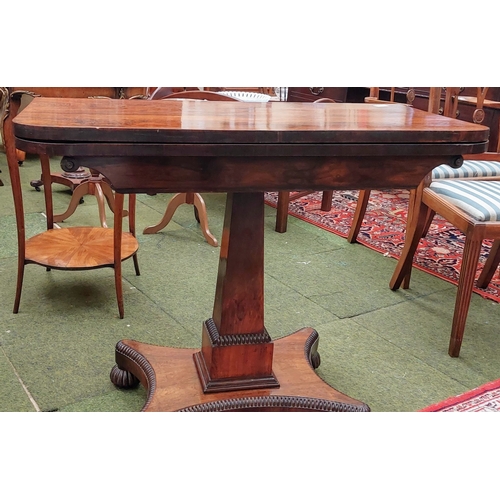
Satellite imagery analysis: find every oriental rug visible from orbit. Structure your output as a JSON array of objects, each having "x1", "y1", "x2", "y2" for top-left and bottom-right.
[
  {"x1": 420, "y1": 379, "x2": 500, "y2": 411},
  {"x1": 264, "y1": 189, "x2": 500, "y2": 303}
]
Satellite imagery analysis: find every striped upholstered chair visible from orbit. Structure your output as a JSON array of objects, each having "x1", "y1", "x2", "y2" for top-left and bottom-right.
[
  {"x1": 347, "y1": 88, "x2": 500, "y2": 243},
  {"x1": 389, "y1": 152, "x2": 500, "y2": 358},
  {"x1": 414, "y1": 157, "x2": 500, "y2": 239}
]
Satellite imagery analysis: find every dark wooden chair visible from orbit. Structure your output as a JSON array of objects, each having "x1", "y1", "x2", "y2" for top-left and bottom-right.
[
  {"x1": 274, "y1": 97, "x2": 339, "y2": 233},
  {"x1": 3, "y1": 91, "x2": 140, "y2": 319},
  {"x1": 389, "y1": 88, "x2": 500, "y2": 357},
  {"x1": 142, "y1": 89, "x2": 244, "y2": 246}
]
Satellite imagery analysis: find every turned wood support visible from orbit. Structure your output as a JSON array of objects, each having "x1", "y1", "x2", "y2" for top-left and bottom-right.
[{"x1": 143, "y1": 192, "x2": 217, "y2": 247}]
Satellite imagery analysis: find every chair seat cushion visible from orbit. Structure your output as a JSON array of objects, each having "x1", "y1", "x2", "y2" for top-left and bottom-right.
[
  {"x1": 432, "y1": 160, "x2": 500, "y2": 180},
  {"x1": 429, "y1": 179, "x2": 500, "y2": 221}
]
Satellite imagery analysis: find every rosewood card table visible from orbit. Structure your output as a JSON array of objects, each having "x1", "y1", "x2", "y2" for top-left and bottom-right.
[{"x1": 12, "y1": 98, "x2": 489, "y2": 412}]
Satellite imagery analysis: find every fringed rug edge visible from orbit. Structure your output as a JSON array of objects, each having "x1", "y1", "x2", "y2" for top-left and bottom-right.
[{"x1": 419, "y1": 379, "x2": 500, "y2": 412}]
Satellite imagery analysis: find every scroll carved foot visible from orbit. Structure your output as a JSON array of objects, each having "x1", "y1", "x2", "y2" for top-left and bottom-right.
[
  {"x1": 305, "y1": 328, "x2": 321, "y2": 369},
  {"x1": 110, "y1": 365, "x2": 140, "y2": 388}
]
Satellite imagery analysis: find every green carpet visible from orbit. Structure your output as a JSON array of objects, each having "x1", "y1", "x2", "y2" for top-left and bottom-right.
[{"x1": 1, "y1": 152, "x2": 500, "y2": 412}]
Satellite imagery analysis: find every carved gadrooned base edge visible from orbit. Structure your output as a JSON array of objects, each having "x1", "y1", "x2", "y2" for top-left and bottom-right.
[
  {"x1": 110, "y1": 340, "x2": 156, "y2": 411},
  {"x1": 304, "y1": 328, "x2": 321, "y2": 369},
  {"x1": 204, "y1": 318, "x2": 272, "y2": 346},
  {"x1": 180, "y1": 396, "x2": 370, "y2": 412},
  {"x1": 183, "y1": 328, "x2": 370, "y2": 412},
  {"x1": 195, "y1": 319, "x2": 280, "y2": 393},
  {"x1": 109, "y1": 329, "x2": 370, "y2": 412}
]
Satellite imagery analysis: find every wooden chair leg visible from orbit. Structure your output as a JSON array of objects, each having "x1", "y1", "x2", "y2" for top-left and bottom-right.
[
  {"x1": 401, "y1": 271, "x2": 411, "y2": 290},
  {"x1": 347, "y1": 189, "x2": 371, "y2": 243},
  {"x1": 448, "y1": 237, "x2": 483, "y2": 357},
  {"x1": 275, "y1": 191, "x2": 290, "y2": 233},
  {"x1": 98, "y1": 179, "x2": 129, "y2": 218},
  {"x1": 401, "y1": 209, "x2": 435, "y2": 289},
  {"x1": 275, "y1": 190, "x2": 326, "y2": 233},
  {"x1": 13, "y1": 258, "x2": 25, "y2": 314},
  {"x1": 390, "y1": 201, "x2": 433, "y2": 291},
  {"x1": 40, "y1": 154, "x2": 55, "y2": 229},
  {"x1": 193, "y1": 193, "x2": 218, "y2": 247},
  {"x1": 421, "y1": 210, "x2": 435, "y2": 239},
  {"x1": 114, "y1": 192, "x2": 125, "y2": 319},
  {"x1": 406, "y1": 188, "x2": 416, "y2": 227},
  {"x1": 401, "y1": 187, "x2": 425, "y2": 289},
  {"x1": 143, "y1": 192, "x2": 217, "y2": 245},
  {"x1": 320, "y1": 190, "x2": 333, "y2": 211},
  {"x1": 94, "y1": 183, "x2": 109, "y2": 228},
  {"x1": 53, "y1": 181, "x2": 91, "y2": 223},
  {"x1": 143, "y1": 192, "x2": 187, "y2": 234},
  {"x1": 132, "y1": 253, "x2": 140, "y2": 277},
  {"x1": 127, "y1": 193, "x2": 141, "y2": 276},
  {"x1": 476, "y1": 239, "x2": 500, "y2": 288}
]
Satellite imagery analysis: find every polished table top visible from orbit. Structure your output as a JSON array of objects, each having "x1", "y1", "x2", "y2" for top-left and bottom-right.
[
  {"x1": 13, "y1": 98, "x2": 490, "y2": 196},
  {"x1": 14, "y1": 97, "x2": 488, "y2": 144},
  {"x1": 10, "y1": 97, "x2": 490, "y2": 411}
]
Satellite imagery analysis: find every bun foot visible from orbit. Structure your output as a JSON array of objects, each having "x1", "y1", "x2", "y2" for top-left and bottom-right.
[{"x1": 110, "y1": 365, "x2": 140, "y2": 388}]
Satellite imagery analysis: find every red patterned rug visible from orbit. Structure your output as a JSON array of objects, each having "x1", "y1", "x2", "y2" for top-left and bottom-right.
[
  {"x1": 420, "y1": 379, "x2": 500, "y2": 411},
  {"x1": 264, "y1": 190, "x2": 500, "y2": 303}
]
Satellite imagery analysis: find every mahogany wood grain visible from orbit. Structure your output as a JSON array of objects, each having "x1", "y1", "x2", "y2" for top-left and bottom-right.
[
  {"x1": 11, "y1": 97, "x2": 489, "y2": 410},
  {"x1": 13, "y1": 98, "x2": 488, "y2": 146}
]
